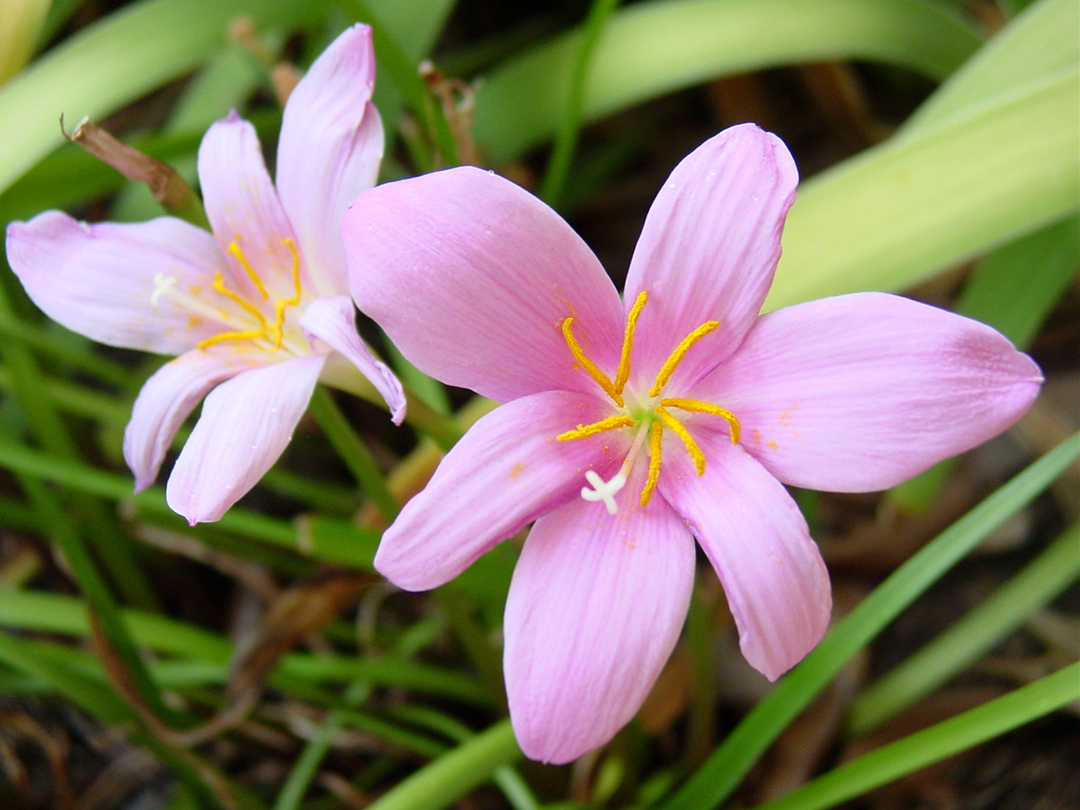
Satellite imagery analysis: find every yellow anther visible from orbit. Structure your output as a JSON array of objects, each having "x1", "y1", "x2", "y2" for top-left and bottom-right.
[
  {"x1": 661, "y1": 398, "x2": 741, "y2": 444},
  {"x1": 613, "y1": 291, "x2": 647, "y2": 395},
  {"x1": 655, "y1": 405, "x2": 706, "y2": 475},
  {"x1": 197, "y1": 328, "x2": 264, "y2": 350},
  {"x1": 226, "y1": 241, "x2": 269, "y2": 300},
  {"x1": 640, "y1": 421, "x2": 664, "y2": 507},
  {"x1": 649, "y1": 320, "x2": 721, "y2": 397},
  {"x1": 557, "y1": 413, "x2": 635, "y2": 441},
  {"x1": 212, "y1": 272, "x2": 268, "y2": 330},
  {"x1": 270, "y1": 238, "x2": 304, "y2": 348},
  {"x1": 561, "y1": 317, "x2": 623, "y2": 406}
]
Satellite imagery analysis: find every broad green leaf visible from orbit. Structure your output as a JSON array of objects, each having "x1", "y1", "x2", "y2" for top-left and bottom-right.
[
  {"x1": 367, "y1": 0, "x2": 457, "y2": 62},
  {"x1": 0, "y1": 0, "x2": 51, "y2": 85},
  {"x1": 0, "y1": 0, "x2": 319, "y2": 197},
  {"x1": 906, "y1": 0, "x2": 1078, "y2": 132},
  {"x1": 765, "y1": 67, "x2": 1078, "y2": 310},
  {"x1": 954, "y1": 215, "x2": 1079, "y2": 348},
  {"x1": 473, "y1": 0, "x2": 980, "y2": 161}
]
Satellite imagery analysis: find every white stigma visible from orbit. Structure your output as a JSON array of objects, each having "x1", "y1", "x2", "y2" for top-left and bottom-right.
[
  {"x1": 150, "y1": 273, "x2": 177, "y2": 307},
  {"x1": 581, "y1": 470, "x2": 627, "y2": 516}
]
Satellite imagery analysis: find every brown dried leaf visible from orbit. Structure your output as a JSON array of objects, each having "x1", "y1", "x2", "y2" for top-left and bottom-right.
[
  {"x1": 63, "y1": 117, "x2": 201, "y2": 218},
  {"x1": 226, "y1": 568, "x2": 375, "y2": 704}
]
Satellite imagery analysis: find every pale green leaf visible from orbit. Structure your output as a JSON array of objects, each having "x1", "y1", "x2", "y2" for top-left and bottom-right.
[
  {"x1": 473, "y1": 0, "x2": 980, "y2": 160},
  {"x1": 766, "y1": 67, "x2": 1078, "y2": 309}
]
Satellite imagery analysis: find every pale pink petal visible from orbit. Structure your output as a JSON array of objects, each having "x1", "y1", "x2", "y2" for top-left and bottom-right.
[
  {"x1": 658, "y1": 439, "x2": 831, "y2": 681},
  {"x1": 165, "y1": 354, "x2": 326, "y2": 525},
  {"x1": 623, "y1": 124, "x2": 798, "y2": 393},
  {"x1": 299, "y1": 295, "x2": 405, "y2": 424},
  {"x1": 343, "y1": 167, "x2": 625, "y2": 402},
  {"x1": 6, "y1": 211, "x2": 226, "y2": 353},
  {"x1": 374, "y1": 390, "x2": 626, "y2": 591},
  {"x1": 277, "y1": 24, "x2": 383, "y2": 296},
  {"x1": 198, "y1": 113, "x2": 305, "y2": 301},
  {"x1": 692, "y1": 293, "x2": 1043, "y2": 492},
  {"x1": 505, "y1": 464, "x2": 695, "y2": 764},
  {"x1": 124, "y1": 348, "x2": 256, "y2": 492}
]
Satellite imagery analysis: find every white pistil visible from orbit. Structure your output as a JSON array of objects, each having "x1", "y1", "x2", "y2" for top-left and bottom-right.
[
  {"x1": 581, "y1": 470, "x2": 627, "y2": 515},
  {"x1": 150, "y1": 273, "x2": 177, "y2": 307}
]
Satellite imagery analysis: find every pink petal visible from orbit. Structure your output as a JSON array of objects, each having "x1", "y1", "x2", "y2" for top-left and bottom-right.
[
  {"x1": 124, "y1": 349, "x2": 255, "y2": 492},
  {"x1": 692, "y1": 293, "x2": 1043, "y2": 492},
  {"x1": 276, "y1": 24, "x2": 383, "y2": 296},
  {"x1": 6, "y1": 211, "x2": 226, "y2": 353},
  {"x1": 299, "y1": 295, "x2": 405, "y2": 424},
  {"x1": 658, "y1": 438, "x2": 831, "y2": 681},
  {"x1": 165, "y1": 353, "x2": 326, "y2": 524},
  {"x1": 505, "y1": 464, "x2": 695, "y2": 764},
  {"x1": 374, "y1": 390, "x2": 626, "y2": 591},
  {"x1": 343, "y1": 166, "x2": 626, "y2": 403},
  {"x1": 198, "y1": 113, "x2": 305, "y2": 301},
  {"x1": 623, "y1": 124, "x2": 798, "y2": 393}
]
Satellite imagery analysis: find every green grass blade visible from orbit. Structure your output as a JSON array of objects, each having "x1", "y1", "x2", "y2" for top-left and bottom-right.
[
  {"x1": 473, "y1": 0, "x2": 980, "y2": 160},
  {"x1": 272, "y1": 711, "x2": 344, "y2": 810},
  {"x1": 365, "y1": 720, "x2": 521, "y2": 810},
  {"x1": 657, "y1": 433, "x2": 1080, "y2": 810},
  {"x1": 0, "y1": 629, "x2": 132, "y2": 723},
  {"x1": 849, "y1": 522, "x2": 1080, "y2": 733},
  {"x1": 539, "y1": 0, "x2": 621, "y2": 208},
  {"x1": 308, "y1": 386, "x2": 400, "y2": 524},
  {"x1": 0, "y1": 588, "x2": 493, "y2": 705},
  {"x1": 753, "y1": 663, "x2": 1080, "y2": 810}
]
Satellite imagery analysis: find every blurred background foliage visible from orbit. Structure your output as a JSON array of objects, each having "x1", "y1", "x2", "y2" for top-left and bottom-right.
[{"x1": 0, "y1": 1, "x2": 1076, "y2": 808}]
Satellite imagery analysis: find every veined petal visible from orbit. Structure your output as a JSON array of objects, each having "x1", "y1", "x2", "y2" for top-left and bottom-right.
[
  {"x1": 693, "y1": 293, "x2": 1043, "y2": 492},
  {"x1": 299, "y1": 295, "x2": 405, "y2": 424},
  {"x1": 623, "y1": 124, "x2": 798, "y2": 392},
  {"x1": 505, "y1": 464, "x2": 695, "y2": 764},
  {"x1": 374, "y1": 390, "x2": 625, "y2": 591},
  {"x1": 124, "y1": 348, "x2": 255, "y2": 492},
  {"x1": 277, "y1": 24, "x2": 383, "y2": 296},
  {"x1": 198, "y1": 113, "x2": 304, "y2": 301},
  {"x1": 166, "y1": 353, "x2": 326, "y2": 525},
  {"x1": 658, "y1": 439, "x2": 831, "y2": 681},
  {"x1": 343, "y1": 166, "x2": 625, "y2": 403},
  {"x1": 6, "y1": 211, "x2": 226, "y2": 353}
]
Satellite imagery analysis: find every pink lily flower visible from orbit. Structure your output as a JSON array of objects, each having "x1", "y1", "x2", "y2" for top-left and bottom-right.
[
  {"x1": 341, "y1": 124, "x2": 1042, "y2": 764},
  {"x1": 6, "y1": 25, "x2": 404, "y2": 525}
]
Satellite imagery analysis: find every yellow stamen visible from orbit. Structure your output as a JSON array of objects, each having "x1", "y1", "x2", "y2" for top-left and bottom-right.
[
  {"x1": 561, "y1": 317, "x2": 623, "y2": 406},
  {"x1": 655, "y1": 405, "x2": 706, "y2": 474},
  {"x1": 211, "y1": 272, "x2": 269, "y2": 330},
  {"x1": 226, "y1": 240, "x2": 269, "y2": 300},
  {"x1": 649, "y1": 320, "x2": 721, "y2": 397},
  {"x1": 640, "y1": 421, "x2": 664, "y2": 507},
  {"x1": 270, "y1": 238, "x2": 304, "y2": 349},
  {"x1": 613, "y1": 291, "x2": 647, "y2": 395},
  {"x1": 197, "y1": 328, "x2": 264, "y2": 350},
  {"x1": 557, "y1": 413, "x2": 635, "y2": 441},
  {"x1": 661, "y1": 397, "x2": 741, "y2": 444}
]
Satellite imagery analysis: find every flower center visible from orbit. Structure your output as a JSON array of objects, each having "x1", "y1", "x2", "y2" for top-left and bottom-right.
[
  {"x1": 150, "y1": 237, "x2": 305, "y2": 354},
  {"x1": 557, "y1": 291, "x2": 740, "y2": 514}
]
